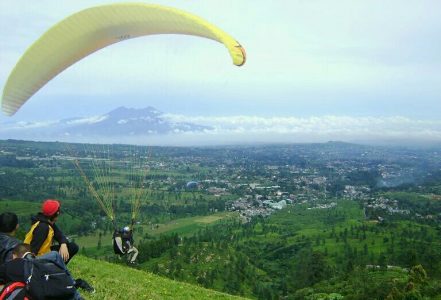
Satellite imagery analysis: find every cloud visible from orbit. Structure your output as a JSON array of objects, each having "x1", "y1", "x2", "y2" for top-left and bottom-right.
[
  {"x1": 162, "y1": 114, "x2": 441, "y2": 143},
  {"x1": 0, "y1": 115, "x2": 107, "y2": 132},
  {"x1": 0, "y1": 120, "x2": 58, "y2": 131},
  {"x1": 65, "y1": 115, "x2": 107, "y2": 125},
  {"x1": 2, "y1": 112, "x2": 441, "y2": 146}
]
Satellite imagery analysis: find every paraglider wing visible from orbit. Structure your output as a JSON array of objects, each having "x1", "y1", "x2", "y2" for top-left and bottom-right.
[{"x1": 1, "y1": 3, "x2": 246, "y2": 116}]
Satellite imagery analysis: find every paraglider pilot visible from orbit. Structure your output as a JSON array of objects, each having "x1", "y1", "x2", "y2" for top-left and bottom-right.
[{"x1": 113, "y1": 226, "x2": 138, "y2": 265}]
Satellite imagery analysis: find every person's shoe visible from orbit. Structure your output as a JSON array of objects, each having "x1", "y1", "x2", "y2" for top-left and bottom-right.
[
  {"x1": 127, "y1": 261, "x2": 139, "y2": 267},
  {"x1": 75, "y1": 278, "x2": 96, "y2": 293}
]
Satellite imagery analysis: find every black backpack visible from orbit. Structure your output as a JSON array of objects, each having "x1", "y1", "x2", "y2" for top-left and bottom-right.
[{"x1": 23, "y1": 258, "x2": 76, "y2": 300}]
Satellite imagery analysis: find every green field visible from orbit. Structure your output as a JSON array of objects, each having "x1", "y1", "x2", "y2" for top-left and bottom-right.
[
  {"x1": 0, "y1": 199, "x2": 41, "y2": 216},
  {"x1": 76, "y1": 212, "x2": 237, "y2": 249}
]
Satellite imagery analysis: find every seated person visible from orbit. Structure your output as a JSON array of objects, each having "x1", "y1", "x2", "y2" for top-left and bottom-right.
[
  {"x1": 0, "y1": 244, "x2": 33, "y2": 285},
  {"x1": 0, "y1": 212, "x2": 20, "y2": 265},
  {"x1": 24, "y1": 199, "x2": 78, "y2": 264}
]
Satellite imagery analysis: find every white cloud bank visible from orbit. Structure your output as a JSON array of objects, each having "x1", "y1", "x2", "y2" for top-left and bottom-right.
[
  {"x1": 2, "y1": 114, "x2": 441, "y2": 146},
  {"x1": 162, "y1": 114, "x2": 441, "y2": 145}
]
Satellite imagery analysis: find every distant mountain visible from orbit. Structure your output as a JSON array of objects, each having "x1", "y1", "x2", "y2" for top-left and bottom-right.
[
  {"x1": 0, "y1": 106, "x2": 211, "y2": 142},
  {"x1": 61, "y1": 106, "x2": 210, "y2": 136}
]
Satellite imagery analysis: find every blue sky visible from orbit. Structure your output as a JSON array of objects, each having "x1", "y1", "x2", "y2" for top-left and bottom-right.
[{"x1": 1, "y1": 1, "x2": 441, "y2": 144}]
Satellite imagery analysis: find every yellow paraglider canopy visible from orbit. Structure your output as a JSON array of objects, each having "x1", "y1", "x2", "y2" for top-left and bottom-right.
[{"x1": 1, "y1": 3, "x2": 246, "y2": 116}]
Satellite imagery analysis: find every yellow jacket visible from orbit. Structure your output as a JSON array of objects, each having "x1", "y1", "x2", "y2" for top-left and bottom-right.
[{"x1": 24, "y1": 220, "x2": 54, "y2": 256}]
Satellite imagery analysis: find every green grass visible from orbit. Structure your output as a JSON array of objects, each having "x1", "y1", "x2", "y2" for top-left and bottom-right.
[
  {"x1": 144, "y1": 212, "x2": 236, "y2": 236},
  {"x1": 69, "y1": 255, "x2": 248, "y2": 300}
]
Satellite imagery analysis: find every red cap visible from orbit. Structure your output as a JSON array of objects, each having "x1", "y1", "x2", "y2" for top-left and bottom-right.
[{"x1": 42, "y1": 199, "x2": 60, "y2": 217}]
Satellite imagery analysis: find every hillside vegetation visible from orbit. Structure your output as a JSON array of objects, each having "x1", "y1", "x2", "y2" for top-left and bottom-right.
[
  {"x1": 136, "y1": 200, "x2": 441, "y2": 299},
  {"x1": 69, "y1": 255, "x2": 247, "y2": 300}
]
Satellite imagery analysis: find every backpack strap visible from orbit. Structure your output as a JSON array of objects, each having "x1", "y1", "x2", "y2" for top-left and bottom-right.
[
  {"x1": 23, "y1": 258, "x2": 33, "y2": 285},
  {"x1": 0, "y1": 282, "x2": 26, "y2": 299}
]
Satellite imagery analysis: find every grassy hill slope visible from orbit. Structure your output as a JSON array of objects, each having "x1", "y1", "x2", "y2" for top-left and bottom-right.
[{"x1": 69, "y1": 255, "x2": 248, "y2": 300}]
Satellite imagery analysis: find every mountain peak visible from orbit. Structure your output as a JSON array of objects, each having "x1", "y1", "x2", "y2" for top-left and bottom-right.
[
  {"x1": 107, "y1": 106, "x2": 162, "y2": 118},
  {"x1": 0, "y1": 106, "x2": 211, "y2": 143}
]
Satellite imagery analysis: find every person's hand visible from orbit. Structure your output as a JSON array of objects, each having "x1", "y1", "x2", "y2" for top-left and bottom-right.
[{"x1": 59, "y1": 243, "x2": 70, "y2": 262}]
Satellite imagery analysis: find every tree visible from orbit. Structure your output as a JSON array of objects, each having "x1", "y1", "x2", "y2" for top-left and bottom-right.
[
  {"x1": 363, "y1": 244, "x2": 368, "y2": 256},
  {"x1": 409, "y1": 265, "x2": 427, "y2": 285},
  {"x1": 378, "y1": 253, "x2": 387, "y2": 271},
  {"x1": 289, "y1": 249, "x2": 332, "y2": 290},
  {"x1": 386, "y1": 287, "x2": 403, "y2": 300},
  {"x1": 399, "y1": 249, "x2": 418, "y2": 268}
]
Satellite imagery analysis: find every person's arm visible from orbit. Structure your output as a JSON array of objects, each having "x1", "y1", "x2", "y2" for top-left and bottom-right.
[
  {"x1": 51, "y1": 223, "x2": 68, "y2": 244},
  {"x1": 52, "y1": 223, "x2": 70, "y2": 261},
  {"x1": 4, "y1": 239, "x2": 20, "y2": 263},
  {"x1": 3, "y1": 249, "x2": 13, "y2": 264},
  {"x1": 123, "y1": 238, "x2": 130, "y2": 251},
  {"x1": 30, "y1": 223, "x2": 49, "y2": 254}
]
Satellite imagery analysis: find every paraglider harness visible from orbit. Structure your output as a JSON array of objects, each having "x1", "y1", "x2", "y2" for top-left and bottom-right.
[{"x1": 112, "y1": 220, "x2": 134, "y2": 256}]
